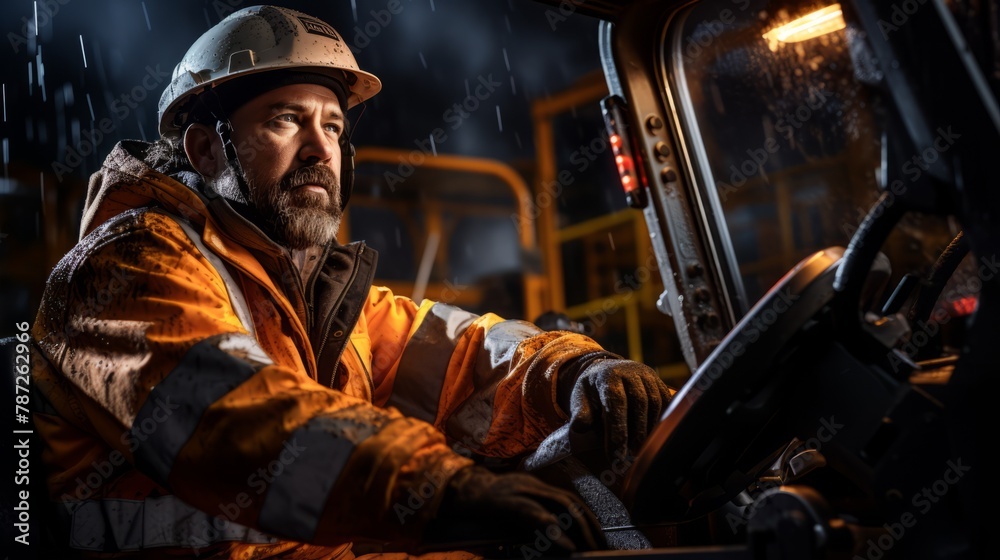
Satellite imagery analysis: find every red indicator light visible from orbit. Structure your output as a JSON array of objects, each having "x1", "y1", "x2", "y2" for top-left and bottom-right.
[
  {"x1": 602, "y1": 95, "x2": 648, "y2": 209},
  {"x1": 947, "y1": 295, "x2": 978, "y2": 316}
]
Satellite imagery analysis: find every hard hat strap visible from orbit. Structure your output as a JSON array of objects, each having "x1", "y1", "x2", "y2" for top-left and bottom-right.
[
  {"x1": 339, "y1": 101, "x2": 366, "y2": 212},
  {"x1": 200, "y1": 87, "x2": 254, "y2": 206}
]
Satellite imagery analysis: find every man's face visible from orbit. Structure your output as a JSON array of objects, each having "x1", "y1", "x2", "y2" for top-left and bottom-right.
[{"x1": 216, "y1": 82, "x2": 345, "y2": 250}]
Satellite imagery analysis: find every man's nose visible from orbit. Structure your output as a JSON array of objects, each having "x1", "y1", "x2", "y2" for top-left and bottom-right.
[{"x1": 299, "y1": 123, "x2": 338, "y2": 163}]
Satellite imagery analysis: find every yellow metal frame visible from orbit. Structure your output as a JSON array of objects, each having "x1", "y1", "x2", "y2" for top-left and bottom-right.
[
  {"x1": 342, "y1": 147, "x2": 545, "y2": 321},
  {"x1": 556, "y1": 209, "x2": 655, "y2": 364},
  {"x1": 531, "y1": 71, "x2": 611, "y2": 312},
  {"x1": 530, "y1": 72, "x2": 681, "y2": 370},
  {"x1": 530, "y1": 72, "x2": 644, "y2": 363}
]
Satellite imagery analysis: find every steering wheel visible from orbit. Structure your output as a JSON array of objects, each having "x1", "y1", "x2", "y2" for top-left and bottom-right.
[{"x1": 622, "y1": 246, "x2": 901, "y2": 524}]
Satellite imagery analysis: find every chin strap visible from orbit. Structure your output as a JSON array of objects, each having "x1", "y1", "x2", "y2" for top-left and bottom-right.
[
  {"x1": 200, "y1": 87, "x2": 254, "y2": 206},
  {"x1": 339, "y1": 100, "x2": 366, "y2": 211},
  {"x1": 340, "y1": 142, "x2": 355, "y2": 210}
]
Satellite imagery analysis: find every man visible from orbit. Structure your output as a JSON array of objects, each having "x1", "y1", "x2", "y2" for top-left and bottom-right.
[{"x1": 31, "y1": 5, "x2": 672, "y2": 558}]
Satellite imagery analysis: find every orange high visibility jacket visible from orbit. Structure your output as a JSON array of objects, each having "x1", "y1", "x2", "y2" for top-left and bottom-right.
[{"x1": 31, "y1": 141, "x2": 615, "y2": 559}]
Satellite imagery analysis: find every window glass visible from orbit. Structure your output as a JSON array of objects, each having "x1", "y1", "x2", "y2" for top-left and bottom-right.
[{"x1": 671, "y1": 0, "x2": 955, "y2": 304}]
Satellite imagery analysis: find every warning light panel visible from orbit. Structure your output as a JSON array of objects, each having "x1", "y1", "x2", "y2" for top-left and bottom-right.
[{"x1": 602, "y1": 95, "x2": 648, "y2": 209}]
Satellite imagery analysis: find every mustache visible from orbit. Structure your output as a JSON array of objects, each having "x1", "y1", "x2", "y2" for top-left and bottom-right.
[{"x1": 280, "y1": 165, "x2": 339, "y2": 196}]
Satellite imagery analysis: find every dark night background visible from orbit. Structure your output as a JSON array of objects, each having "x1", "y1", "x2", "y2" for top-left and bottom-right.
[{"x1": 0, "y1": 0, "x2": 609, "y2": 333}]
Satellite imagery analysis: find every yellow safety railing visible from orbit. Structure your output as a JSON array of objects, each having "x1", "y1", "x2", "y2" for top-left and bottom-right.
[{"x1": 344, "y1": 147, "x2": 545, "y2": 322}]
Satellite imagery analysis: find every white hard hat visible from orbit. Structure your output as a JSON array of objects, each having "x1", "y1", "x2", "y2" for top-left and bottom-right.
[{"x1": 158, "y1": 5, "x2": 381, "y2": 135}]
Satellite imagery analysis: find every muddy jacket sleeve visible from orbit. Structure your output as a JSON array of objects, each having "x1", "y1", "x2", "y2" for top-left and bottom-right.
[
  {"x1": 32, "y1": 211, "x2": 472, "y2": 548},
  {"x1": 361, "y1": 286, "x2": 622, "y2": 460}
]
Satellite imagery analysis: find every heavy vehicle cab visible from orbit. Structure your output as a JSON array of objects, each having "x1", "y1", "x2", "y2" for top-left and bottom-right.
[
  {"x1": 511, "y1": 0, "x2": 998, "y2": 558},
  {"x1": 0, "y1": 1, "x2": 996, "y2": 558}
]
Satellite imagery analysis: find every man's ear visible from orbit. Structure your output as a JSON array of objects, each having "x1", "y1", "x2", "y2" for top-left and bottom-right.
[{"x1": 183, "y1": 123, "x2": 224, "y2": 178}]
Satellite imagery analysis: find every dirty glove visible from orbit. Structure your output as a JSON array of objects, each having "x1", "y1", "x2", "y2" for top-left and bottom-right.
[
  {"x1": 428, "y1": 465, "x2": 606, "y2": 553},
  {"x1": 558, "y1": 358, "x2": 673, "y2": 461}
]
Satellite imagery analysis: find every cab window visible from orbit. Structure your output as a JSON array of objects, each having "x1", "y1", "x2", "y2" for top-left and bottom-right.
[{"x1": 667, "y1": 0, "x2": 956, "y2": 305}]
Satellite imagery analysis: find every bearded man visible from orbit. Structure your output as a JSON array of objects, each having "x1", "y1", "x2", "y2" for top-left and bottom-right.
[{"x1": 30, "y1": 5, "x2": 673, "y2": 558}]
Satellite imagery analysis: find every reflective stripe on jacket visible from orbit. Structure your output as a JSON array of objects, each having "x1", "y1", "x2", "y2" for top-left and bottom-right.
[{"x1": 31, "y1": 141, "x2": 615, "y2": 558}]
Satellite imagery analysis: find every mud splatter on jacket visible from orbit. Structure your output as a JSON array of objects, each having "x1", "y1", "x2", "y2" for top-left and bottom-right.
[{"x1": 31, "y1": 141, "x2": 615, "y2": 559}]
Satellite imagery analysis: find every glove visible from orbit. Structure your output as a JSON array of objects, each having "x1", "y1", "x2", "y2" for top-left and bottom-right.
[
  {"x1": 428, "y1": 465, "x2": 606, "y2": 554},
  {"x1": 558, "y1": 358, "x2": 673, "y2": 462}
]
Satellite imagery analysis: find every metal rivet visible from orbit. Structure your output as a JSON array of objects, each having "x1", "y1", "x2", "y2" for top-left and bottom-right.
[
  {"x1": 333, "y1": 330, "x2": 345, "y2": 338},
  {"x1": 694, "y1": 287, "x2": 710, "y2": 303},
  {"x1": 698, "y1": 312, "x2": 721, "y2": 330},
  {"x1": 654, "y1": 141, "x2": 671, "y2": 160},
  {"x1": 646, "y1": 115, "x2": 663, "y2": 131},
  {"x1": 687, "y1": 262, "x2": 703, "y2": 277},
  {"x1": 705, "y1": 313, "x2": 721, "y2": 330},
  {"x1": 661, "y1": 167, "x2": 678, "y2": 183}
]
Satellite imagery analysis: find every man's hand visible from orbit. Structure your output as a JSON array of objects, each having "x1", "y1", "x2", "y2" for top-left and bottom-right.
[
  {"x1": 428, "y1": 465, "x2": 606, "y2": 553},
  {"x1": 559, "y1": 359, "x2": 674, "y2": 461}
]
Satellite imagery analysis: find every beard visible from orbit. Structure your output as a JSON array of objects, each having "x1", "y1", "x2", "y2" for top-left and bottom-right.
[{"x1": 211, "y1": 164, "x2": 342, "y2": 250}]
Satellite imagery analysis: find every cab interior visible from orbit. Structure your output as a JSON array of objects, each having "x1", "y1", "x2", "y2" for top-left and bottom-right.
[
  {"x1": 505, "y1": 0, "x2": 998, "y2": 558},
  {"x1": 391, "y1": 0, "x2": 997, "y2": 557}
]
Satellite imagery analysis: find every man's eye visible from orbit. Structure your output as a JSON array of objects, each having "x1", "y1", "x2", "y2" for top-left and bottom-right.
[
  {"x1": 274, "y1": 114, "x2": 297, "y2": 124},
  {"x1": 324, "y1": 123, "x2": 342, "y2": 134}
]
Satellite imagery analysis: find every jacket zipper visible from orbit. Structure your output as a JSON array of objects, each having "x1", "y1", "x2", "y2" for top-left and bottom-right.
[
  {"x1": 303, "y1": 244, "x2": 333, "y2": 332},
  {"x1": 278, "y1": 255, "x2": 310, "y2": 331},
  {"x1": 352, "y1": 340, "x2": 376, "y2": 398},
  {"x1": 317, "y1": 244, "x2": 365, "y2": 388}
]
